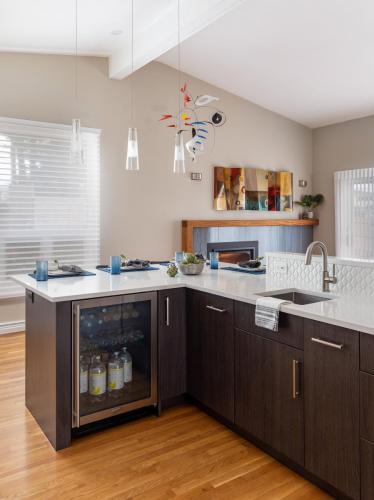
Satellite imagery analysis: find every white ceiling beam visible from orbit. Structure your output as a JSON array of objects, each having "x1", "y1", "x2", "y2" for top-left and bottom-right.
[{"x1": 108, "y1": 0, "x2": 247, "y2": 80}]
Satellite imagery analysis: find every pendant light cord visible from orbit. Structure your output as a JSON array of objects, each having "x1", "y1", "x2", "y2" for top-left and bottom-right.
[
  {"x1": 177, "y1": 0, "x2": 181, "y2": 132},
  {"x1": 75, "y1": 0, "x2": 78, "y2": 105},
  {"x1": 130, "y1": 0, "x2": 134, "y2": 124}
]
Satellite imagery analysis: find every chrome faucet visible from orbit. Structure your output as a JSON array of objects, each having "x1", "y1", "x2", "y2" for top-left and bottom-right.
[{"x1": 305, "y1": 241, "x2": 337, "y2": 292}]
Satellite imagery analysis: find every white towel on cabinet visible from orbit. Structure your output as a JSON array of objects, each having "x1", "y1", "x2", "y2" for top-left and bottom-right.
[{"x1": 255, "y1": 296, "x2": 291, "y2": 332}]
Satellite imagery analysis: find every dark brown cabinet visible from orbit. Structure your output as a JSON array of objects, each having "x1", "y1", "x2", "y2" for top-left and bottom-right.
[
  {"x1": 304, "y1": 320, "x2": 360, "y2": 500},
  {"x1": 187, "y1": 289, "x2": 234, "y2": 422},
  {"x1": 158, "y1": 288, "x2": 186, "y2": 403},
  {"x1": 361, "y1": 438, "x2": 374, "y2": 500},
  {"x1": 235, "y1": 329, "x2": 304, "y2": 465}
]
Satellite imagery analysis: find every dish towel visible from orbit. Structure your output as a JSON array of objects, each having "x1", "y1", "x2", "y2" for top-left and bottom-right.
[{"x1": 255, "y1": 296, "x2": 291, "y2": 332}]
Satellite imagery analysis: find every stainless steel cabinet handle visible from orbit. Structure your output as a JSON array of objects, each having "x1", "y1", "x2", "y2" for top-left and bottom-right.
[
  {"x1": 206, "y1": 305, "x2": 227, "y2": 313},
  {"x1": 292, "y1": 359, "x2": 301, "y2": 399},
  {"x1": 311, "y1": 337, "x2": 344, "y2": 350},
  {"x1": 165, "y1": 296, "x2": 170, "y2": 326}
]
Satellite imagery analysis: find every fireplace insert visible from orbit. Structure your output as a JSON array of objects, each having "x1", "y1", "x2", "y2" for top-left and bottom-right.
[{"x1": 206, "y1": 240, "x2": 259, "y2": 264}]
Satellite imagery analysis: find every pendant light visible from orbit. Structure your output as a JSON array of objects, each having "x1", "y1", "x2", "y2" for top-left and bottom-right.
[
  {"x1": 125, "y1": 0, "x2": 140, "y2": 171},
  {"x1": 173, "y1": 0, "x2": 186, "y2": 174},
  {"x1": 71, "y1": 0, "x2": 83, "y2": 165}
]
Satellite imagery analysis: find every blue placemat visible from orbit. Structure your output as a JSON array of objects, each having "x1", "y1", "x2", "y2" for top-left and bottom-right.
[
  {"x1": 99, "y1": 266, "x2": 159, "y2": 273},
  {"x1": 222, "y1": 266, "x2": 266, "y2": 275},
  {"x1": 28, "y1": 270, "x2": 96, "y2": 279}
]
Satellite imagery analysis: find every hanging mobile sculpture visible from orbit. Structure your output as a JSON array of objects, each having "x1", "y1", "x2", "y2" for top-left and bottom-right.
[{"x1": 160, "y1": 83, "x2": 227, "y2": 162}]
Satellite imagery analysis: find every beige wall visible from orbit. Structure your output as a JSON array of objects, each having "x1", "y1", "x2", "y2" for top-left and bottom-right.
[
  {"x1": 0, "y1": 52, "x2": 313, "y2": 324},
  {"x1": 313, "y1": 115, "x2": 374, "y2": 253}
]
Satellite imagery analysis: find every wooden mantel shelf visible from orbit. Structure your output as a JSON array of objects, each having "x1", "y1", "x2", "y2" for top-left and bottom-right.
[{"x1": 181, "y1": 219, "x2": 319, "y2": 253}]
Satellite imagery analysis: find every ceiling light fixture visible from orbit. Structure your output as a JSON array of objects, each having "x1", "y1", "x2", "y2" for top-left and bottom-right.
[
  {"x1": 70, "y1": 0, "x2": 83, "y2": 166},
  {"x1": 125, "y1": 0, "x2": 140, "y2": 171}
]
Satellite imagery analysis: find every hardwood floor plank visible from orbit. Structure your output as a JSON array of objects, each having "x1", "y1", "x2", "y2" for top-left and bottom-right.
[{"x1": 0, "y1": 333, "x2": 330, "y2": 499}]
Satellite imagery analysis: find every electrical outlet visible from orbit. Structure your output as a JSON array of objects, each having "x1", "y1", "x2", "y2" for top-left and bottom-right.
[{"x1": 273, "y1": 261, "x2": 288, "y2": 274}]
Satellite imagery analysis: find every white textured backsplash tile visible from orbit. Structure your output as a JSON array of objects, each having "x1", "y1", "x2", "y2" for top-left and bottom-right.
[{"x1": 266, "y1": 252, "x2": 374, "y2": 296}]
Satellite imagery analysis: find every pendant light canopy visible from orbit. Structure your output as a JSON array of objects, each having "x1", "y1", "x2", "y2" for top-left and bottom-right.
[
  {"x1": 70, "y1": 0, "x2": 84, "y2": 165},
  {"x1": 125, "y1": 0, "x2": 140, "y2": 171},
  {"x1": 173, "y1": 0, "x2": 186, "y2": 174}
]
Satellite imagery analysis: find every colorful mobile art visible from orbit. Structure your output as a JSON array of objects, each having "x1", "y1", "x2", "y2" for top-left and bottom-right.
[
  {"x1": 160, "y1": 83, "x2": 226, "y2": 162},
  {"x1": 214, "y1": 166, "x2": 293, "y2": 212}
]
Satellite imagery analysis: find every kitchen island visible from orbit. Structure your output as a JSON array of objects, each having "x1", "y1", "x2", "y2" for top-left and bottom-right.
[{"x1": 12, "y1": 264, "x2": 374, "y2": 500}]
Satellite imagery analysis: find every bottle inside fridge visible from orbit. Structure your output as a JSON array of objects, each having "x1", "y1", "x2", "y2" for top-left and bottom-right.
[
  {"x1": 89, "y1": 354, "x2": 107, "y2": 398},
  {"x1": 80, "y1": 355, "x2": 89, "y2": 394},
  {"x1": 120, "y1": 347, "x2": 133, "y2": 383},
  {"x1": 108, "y1": 352, "x2": 124, "y2": 391}
]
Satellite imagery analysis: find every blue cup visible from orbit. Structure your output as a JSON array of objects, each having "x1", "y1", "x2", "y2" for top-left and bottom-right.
[
  {"x1": 35, "y1": 260, "x2": 48, "y2": 281},
  {"x1": 110, "y1": 256, "x2": 121, "y2": 275},
  {"x1": 175, "y1": 251, "x2": 184, "y2": 264},
  {"x1": 209, "y1": 252, "x2": 219, "y2": 270}
]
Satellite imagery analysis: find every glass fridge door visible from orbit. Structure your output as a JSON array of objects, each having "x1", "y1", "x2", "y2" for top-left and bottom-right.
[{"x1": 72, "y1": 292, "x2": 157, "y2": 427}]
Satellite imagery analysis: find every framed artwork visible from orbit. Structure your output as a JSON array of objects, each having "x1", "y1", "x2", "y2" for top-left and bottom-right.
[{"x1": 213, "y1": 166, "x2": 293, "y2": 212}]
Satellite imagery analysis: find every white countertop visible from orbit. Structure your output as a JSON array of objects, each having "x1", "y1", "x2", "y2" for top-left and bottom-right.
[{"x1": 11, "y1": 266, "x2": 374, "y2": 336}]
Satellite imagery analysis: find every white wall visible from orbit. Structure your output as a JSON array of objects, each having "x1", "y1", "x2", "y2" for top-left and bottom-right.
[
  {"x1": 0, "y1": 52, "x2": 313, "y2": 324},
  {"x1": 313, "y1": 115, "x2": 374, "y2": 253}
]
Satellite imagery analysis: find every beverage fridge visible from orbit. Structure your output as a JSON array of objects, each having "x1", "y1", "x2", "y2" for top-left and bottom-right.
[{"x1": 72, "y1": 292, "x2": 157, "y2": 427}]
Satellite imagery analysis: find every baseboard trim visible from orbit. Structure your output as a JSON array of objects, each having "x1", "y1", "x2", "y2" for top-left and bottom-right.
[{"x1": 0, "y1": 321, "x2": 25, "y2": 334}]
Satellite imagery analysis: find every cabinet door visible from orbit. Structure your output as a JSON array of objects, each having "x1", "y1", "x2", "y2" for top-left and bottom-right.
[
  {"x1": 187, "y1": 290, "x2": 234, "y2": 422},
  {"x1": 361, "y1": 438, "x2": 374, "y2": 500},
  {"x1": 304, "y1": 320, "x2": 360, "y2": 500},
  {"x1": 235, "y1": 329, "x2": 304, "y2": 465},
  {"x1": 158, "y1": 288, "x2": 186, "y2": 402}
]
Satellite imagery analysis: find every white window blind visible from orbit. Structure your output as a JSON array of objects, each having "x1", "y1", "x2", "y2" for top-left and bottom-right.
[
  {"x1": 0, "y1": 117, "x2": 100, "y2": 298},
  {"x1": 335, "y1": 168, "x2": 374, "y2": 260}
]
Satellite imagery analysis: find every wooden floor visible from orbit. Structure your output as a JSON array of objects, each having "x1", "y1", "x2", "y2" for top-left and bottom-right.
[{"x1": 0, "y1": 333, "x2": 330, "y2": 499}]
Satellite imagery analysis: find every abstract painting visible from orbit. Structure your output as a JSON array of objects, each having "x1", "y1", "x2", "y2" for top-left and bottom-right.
[{"x1": 214, "y1": 167, "x2": 293, "y2": 212}]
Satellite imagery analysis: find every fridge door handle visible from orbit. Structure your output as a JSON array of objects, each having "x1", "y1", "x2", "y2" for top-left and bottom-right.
[
  {"x1": 165, "y1": 296, "x2": 170, "y2": 327},
  {"x1": 292, "y1": 359, "x2": 302, "y2": 399},
  {"x1": 72, "y1": 305, "x2": 81, "y2": 428}
]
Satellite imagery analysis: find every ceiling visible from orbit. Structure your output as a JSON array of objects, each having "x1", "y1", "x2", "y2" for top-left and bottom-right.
[
  {"x1": 159, "y1": 0, "x2": 374, "y2": 128},
  {"x1": 1, "y1": 0, "x2": 374, "y2": 128}
]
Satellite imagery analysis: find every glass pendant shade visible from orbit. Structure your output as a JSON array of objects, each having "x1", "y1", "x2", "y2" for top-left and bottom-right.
[
  {"x1": 126, "y1": 127, "x2": 140, "y2": 171},
  {"x1": 71, "y1": 118, "x2": 84, "y2": 165},
  {"x1": 173, "y1": 132, "x2": 186, "y2": 174}
]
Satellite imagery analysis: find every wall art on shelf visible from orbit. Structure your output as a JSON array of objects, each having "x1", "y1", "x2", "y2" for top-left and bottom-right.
[{"x1": 213, "y1": 167, "x2": 293, "y2": 212}]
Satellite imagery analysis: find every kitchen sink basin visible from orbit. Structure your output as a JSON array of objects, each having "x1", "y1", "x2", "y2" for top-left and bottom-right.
[{"x1": 257, "y1": 290, "x2": 334, "y2": 305}]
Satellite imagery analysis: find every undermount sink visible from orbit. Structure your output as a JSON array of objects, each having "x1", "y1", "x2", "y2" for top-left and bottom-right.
[{"x1": 257, "y1": 289, "x2": 335, "y2": 305}]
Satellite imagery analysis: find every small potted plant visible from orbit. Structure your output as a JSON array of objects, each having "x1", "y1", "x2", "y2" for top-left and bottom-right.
[
  {"x1": 178, "y1": 253, "x2": 205, "y2": 275},
  {"x1": 294, "y1": 194, "x2": 324, "y2": 219}
]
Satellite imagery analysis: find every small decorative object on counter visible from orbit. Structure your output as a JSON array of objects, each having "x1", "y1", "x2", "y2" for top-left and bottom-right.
[
  {"x1": 35, "y1": 259, "x2": 48, "y2": 281},
  {"x1": 295, "y1": 194, "x2": 324, "y2": 219},
  {"x1": 108, "y1": 352, "x2": 124, "y2": 391},
  {"x1": 209, "y1": 251, "x2": 219, "y2": 270},
  {"x1": 89, "y1": 354, "x2": 107, "y2": 397},
  {"x1": 238, "y1": 256, "x2": 264, "y2": 269},
  {"x1": 175, "y1": 251, "x2": 184, "y2": 264},
  {"x1": 178, "y1": 253, "x2": 205, "y2": 275},
  {"x1": 80, "y1": 355, "x2": 89, "y2": 394},
  {"x1": 120, "y1": 347, "x2": 133, "y2": 383},
  {"x1": 167, "y1": 263, "x2": 178, "y2": 277},
  {"x1": 48, "y1": 259, "x2": 59, "y2": 271},
  {"x1": 110, "y1": 256, "x2": 121, "y2": 275}
]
